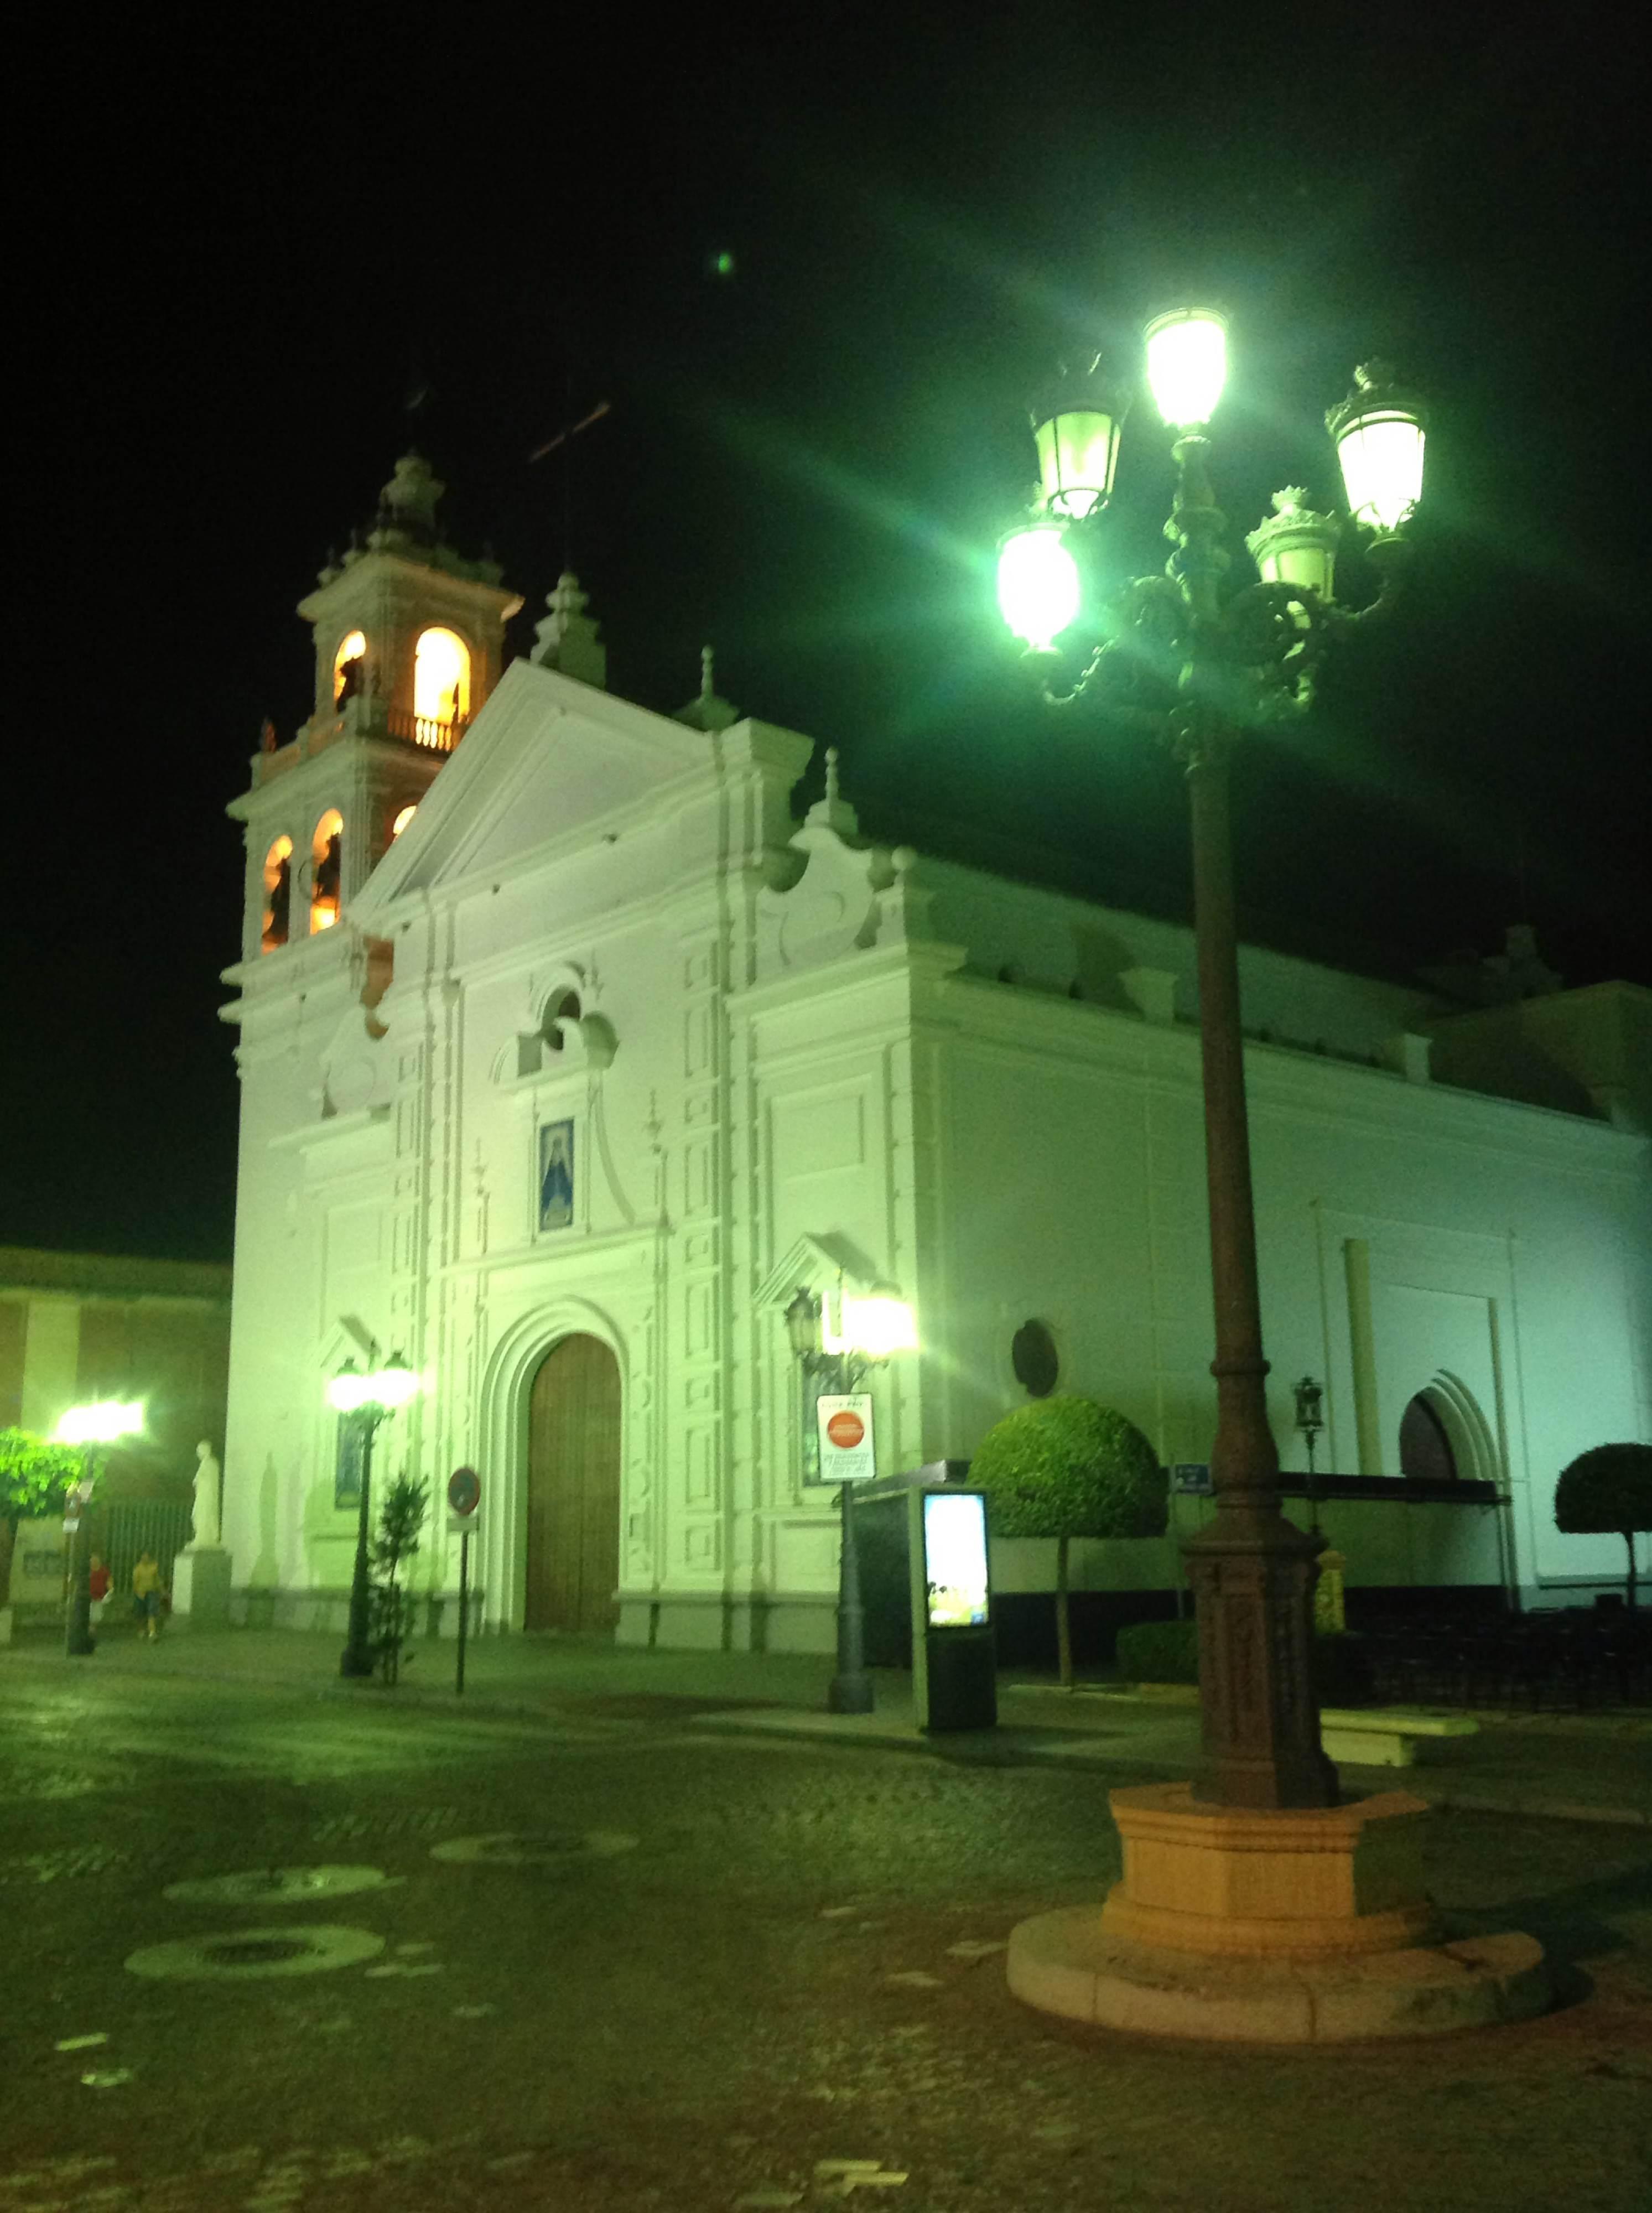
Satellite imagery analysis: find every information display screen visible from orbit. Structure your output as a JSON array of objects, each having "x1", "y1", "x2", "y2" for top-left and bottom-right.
[{"x1": 922, "y1": 1492, "x2": 990, "y2": 1629}]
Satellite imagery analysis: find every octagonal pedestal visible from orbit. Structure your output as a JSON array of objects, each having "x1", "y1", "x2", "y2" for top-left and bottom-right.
[
  {"x1": 1102, "y1": 1781, "x2": 1436, "y2": 1957},
  {"x1": 1007, "y1": 1781, "x2": 1551, "y2": 2044}
]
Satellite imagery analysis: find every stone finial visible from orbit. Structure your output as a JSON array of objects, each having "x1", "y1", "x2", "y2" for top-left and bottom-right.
[
  {"x1": 531, "y1": 570, "x2": 608, "y2": 689},
  {"x1": 376, "y1": 451, "x2": 443, "y2": 537},
  {"x1": 804, "y1": 746, "x2": 860, "y2": 839},
  {"x1": 674, "y1": 643, "x2": 739, "y2": 732}
]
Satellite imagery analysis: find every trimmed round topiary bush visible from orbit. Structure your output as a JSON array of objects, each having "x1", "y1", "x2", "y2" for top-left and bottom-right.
[
  {"x1": 970, "y1": 1395, "x2": 1165, "y2": 1686},
  {"x1": 1554, "y1": 1443, "x2": 1652, "y2": 1610}
]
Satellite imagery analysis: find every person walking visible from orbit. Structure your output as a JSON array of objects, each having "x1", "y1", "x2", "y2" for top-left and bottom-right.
[
  {"x1": 131, "y1": 1550, "x2": 166, "y2": 1641},
  {"x1": 87, "y1": 1554, "x2": 112, "y2": 1629}
]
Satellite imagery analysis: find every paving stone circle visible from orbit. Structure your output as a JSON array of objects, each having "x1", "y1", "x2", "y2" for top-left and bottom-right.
[
  {"x1": 429, "y1": 1830, "x2": 639, "y2": 1867},
  {"x1": 125, "y1": 1924, "x2": 387, "y2": 1981},
  {"x1": 163, "y1": 1864, "x2": 391, "y2": 1907}
]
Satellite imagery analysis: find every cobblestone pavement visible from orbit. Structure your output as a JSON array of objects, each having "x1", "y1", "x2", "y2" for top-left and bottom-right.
[{"x1": 1, "y1": 1654, "x2": 1648, "y2": 2212}]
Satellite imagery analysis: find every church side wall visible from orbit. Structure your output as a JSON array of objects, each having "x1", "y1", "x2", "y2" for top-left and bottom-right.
[
  {"x1": 738, "y1": 954, "x2": 926, "y2": 1650},
  {"x1": 919, "y1": 976, "x2": 1649, "y2": 1611}
]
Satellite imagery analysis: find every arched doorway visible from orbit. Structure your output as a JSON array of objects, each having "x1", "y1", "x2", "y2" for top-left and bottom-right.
[{"x1": 526, "y1": 1334, "x2": 620, "y2": 1632}]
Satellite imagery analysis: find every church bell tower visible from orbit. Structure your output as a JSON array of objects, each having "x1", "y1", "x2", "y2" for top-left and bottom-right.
[{"x1": 228, "y1": 454, "x2": 523, "y2": 961}]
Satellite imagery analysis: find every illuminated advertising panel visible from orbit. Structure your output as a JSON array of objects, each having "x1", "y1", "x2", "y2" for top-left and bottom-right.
[{"x1": 922, "y1": 1491, "x2": 990, "y2": 1629}]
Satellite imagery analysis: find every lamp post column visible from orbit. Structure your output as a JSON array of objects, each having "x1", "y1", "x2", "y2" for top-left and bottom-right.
[
  {"x1": 829, "y1": 1451, "x2": 874, "y2": 1715},
  {"x1": 64, "y1": 1467, "x2": 97, "y2": 1658},
  {"x1": 341, "y1": 1414, "x2": 377, "y2": 1680},
  {"x1": 1178, "y1": 731, "x2": 1336, "y2": 1810}
]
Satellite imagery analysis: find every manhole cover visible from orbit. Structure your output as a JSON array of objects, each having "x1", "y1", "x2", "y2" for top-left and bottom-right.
[
  {"x1": 163, "y1": 1865, "x2": 389, "y2": 1907},
  {"x1": 125, "y1": 1924, "x2": 386, "y2": 1981},
  {"x1": 430, "y1": 1831, "x2": 639, "y2": 1867},
  {"x1": 203, "y1": 1937, "x2": 311, "y2": 1967}
]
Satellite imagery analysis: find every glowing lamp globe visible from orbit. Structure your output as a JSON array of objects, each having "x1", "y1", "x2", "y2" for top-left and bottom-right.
[
  {"x1": 372, "y1": 1354, "x2": 420, "y2": 1409},
  {"x1": 1145, "y1": 309, "x2": 1228, "y2": 429},
  {"x1": 996, "y1": 522, "x2": 1081, "y2": 650},
  {"x1": 841, "y1": 1284, "x2": 918, "y2": 1363},
  {"x1": 327, "y1": 1360, "x2": 370, "y2": 1414},
  {"x1": 1028, "y1": 360, "x2": 1129, "y2": 521},
  {"x1": 327, "y1": 1355, "x2": 419, "y2": 1414},
  {"x1": 1032, "y1": 409, "x2": 1123, "y2": 520},
  {"x1": 1245, "y1": 489, "x2": 1342, "y2": 602},
  {"x1": 1327, "y1": 363, "x2": 1426, "y2": 534}
]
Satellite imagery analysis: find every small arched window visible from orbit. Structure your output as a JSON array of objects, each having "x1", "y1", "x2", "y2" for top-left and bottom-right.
[
  {"x1": 310, "y1": 808, "x2": 343, "y2": 933},
  {"x1": 414, "y1": 626, "x2": 470, "y2": 730},
  {"x1": 261, "y1": 835, "x2": 293, "y2": 953},
  {"x1": 333, "y1": 630, "x2": 367, "y2": 708},
  {"x1": 390, "y1": 803, "x2": 417, "y2": 840}
]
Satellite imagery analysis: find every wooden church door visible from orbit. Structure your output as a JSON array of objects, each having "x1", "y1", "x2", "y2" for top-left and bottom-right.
[{"x1": 525, "y1": 1334, "x2": 621, "y2": 1632}]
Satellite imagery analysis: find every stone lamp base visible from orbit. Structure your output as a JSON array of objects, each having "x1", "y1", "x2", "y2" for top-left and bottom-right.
[
  {"x1": 170, "y1": 1547, "x2": 233, "y2": 1631},
  {"x1": 1008, "y1": 1781, "x2": 1550, "y2": 2044}
]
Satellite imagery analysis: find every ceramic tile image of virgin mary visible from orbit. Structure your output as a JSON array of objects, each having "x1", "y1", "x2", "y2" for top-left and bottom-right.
[{"x1": 538, "y1": 1119, "x2": 575, "y2": 1231}]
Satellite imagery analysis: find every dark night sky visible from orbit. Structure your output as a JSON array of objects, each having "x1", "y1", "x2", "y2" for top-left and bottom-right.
[{"x1": 5, "y1": 4, "x2": 1644, "y2": 1264}]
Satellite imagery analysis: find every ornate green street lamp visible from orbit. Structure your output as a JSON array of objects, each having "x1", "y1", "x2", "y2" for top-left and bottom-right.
[
  {"x1": 54, "y1": 1399, "x2": 144, "y2": 1656},
  {"x1": 785, "y1": 1280, "x2": 917, "y2": 1714},
  {"x1": 327, "y1": 1348, "x2": 419, "y2": 1680},
  {"x1": 996, "y1": 314, "x2": 1426, "y2": 1809}
]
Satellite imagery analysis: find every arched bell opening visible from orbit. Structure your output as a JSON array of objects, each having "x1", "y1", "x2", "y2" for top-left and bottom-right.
[
  {"x1": 333, "y1": 629, "x2": 367, "y2": 708},
  {"x1": 261, "y1": 835, "x2": 293, "y2": 952},
  {"x1": 309, "y1": 808, "x2": 343, "y2": 933},
  {"x1": 413, "y1": 626, "x2": 470, "y2": 735}
]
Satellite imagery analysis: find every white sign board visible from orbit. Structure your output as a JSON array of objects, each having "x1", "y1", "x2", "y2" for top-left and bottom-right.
[{"x1": 815, "y1": 1394, "x2": 877, "y2": 1484}]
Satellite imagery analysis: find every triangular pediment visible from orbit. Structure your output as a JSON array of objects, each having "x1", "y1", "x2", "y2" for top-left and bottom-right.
[{"x1": 349, "y1": 661, "x2": 728, "y2": 922}]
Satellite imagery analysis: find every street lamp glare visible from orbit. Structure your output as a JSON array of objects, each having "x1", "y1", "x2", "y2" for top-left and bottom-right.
[
  {"x1": 54, "y1": 1400, "x2": 145, "y2": 1446},
  {"x1": 326, "y1": 1356, "x2": 419, "y2": 1414},
  {"x1": 841, "y1": 1285, "x2": 918, "y2": 1362},
  {"x1": 373, "y1": 1354, "x2": 419, "y2": 1409},
  {"x1": 996, "y1": 522, "x2": 1082, "y2": 650},
  {"x1": 326, "y1": 1360, "x2": 367, "y2": 1413},
  {"x1": 1144, "y1": 308, "x2": 1228, "y2": 429}
]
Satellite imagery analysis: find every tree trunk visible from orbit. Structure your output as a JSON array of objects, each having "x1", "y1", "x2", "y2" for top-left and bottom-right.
[
  {"x1": 1056, "y1": 1534, "x2": 1073, "y2": 1690},
  {"x1": 1625, "y1": 1530, "x2": 1638, "y2": 1613}
]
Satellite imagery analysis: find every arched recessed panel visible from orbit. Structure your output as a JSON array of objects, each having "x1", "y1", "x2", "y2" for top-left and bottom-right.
[
  {"x1": 1399, "y1": 1393, "x2": 1457, "y2": 1483},
  {"x1": 310, "y1": 808, "x2": 343, "y2": 933},
  {"x1": 261, "y1": 835, "x2": 293, "y2": 952},
  {"x1": 414, "y1": 626, "x2": 470, "y2": 727},
  {"x1": 526, "y1": 1334, "x2": 620, "y2": 1632}
]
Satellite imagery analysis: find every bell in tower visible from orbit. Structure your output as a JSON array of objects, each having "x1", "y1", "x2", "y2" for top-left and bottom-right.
[{"x1": 228, "y1": 455, "x2": 523, "y2": 963}]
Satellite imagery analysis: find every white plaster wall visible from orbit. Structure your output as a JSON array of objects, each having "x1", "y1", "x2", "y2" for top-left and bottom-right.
[{"x1": 917, "y1": 968, "x2": 1649, "y2": 1603}]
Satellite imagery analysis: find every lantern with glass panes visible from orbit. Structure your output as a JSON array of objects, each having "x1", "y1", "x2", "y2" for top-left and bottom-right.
[{"x1": 996, "y1": 316, "x2": 1425, "y2": 718}]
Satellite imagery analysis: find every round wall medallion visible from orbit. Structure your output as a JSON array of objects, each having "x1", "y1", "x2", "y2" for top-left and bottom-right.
[
  {"x1": 124, "y1": 1924, "x2": 386, "y2": 1981},
  {"x1": 1011, "y1": 1320, "x2": 1059, "y2": 1398}
]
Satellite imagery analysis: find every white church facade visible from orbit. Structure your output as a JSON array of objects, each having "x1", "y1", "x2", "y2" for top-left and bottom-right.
[{"x1": 219, "y1": 457, "x2": 1651, "y2": 1648}]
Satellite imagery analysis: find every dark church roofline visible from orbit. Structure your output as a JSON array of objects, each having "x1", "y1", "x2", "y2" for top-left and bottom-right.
[
  {"x1": 0, "y1": 1247, "x2": 233, "y2": 1303},
  {"x1": 862, "y1": 799, "x2": 1448, "y2": 999}
]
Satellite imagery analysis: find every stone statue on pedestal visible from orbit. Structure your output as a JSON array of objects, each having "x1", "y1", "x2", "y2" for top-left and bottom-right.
[{"x1": 189, "y1": 1441, "x2": 221, "y2": 1551}]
